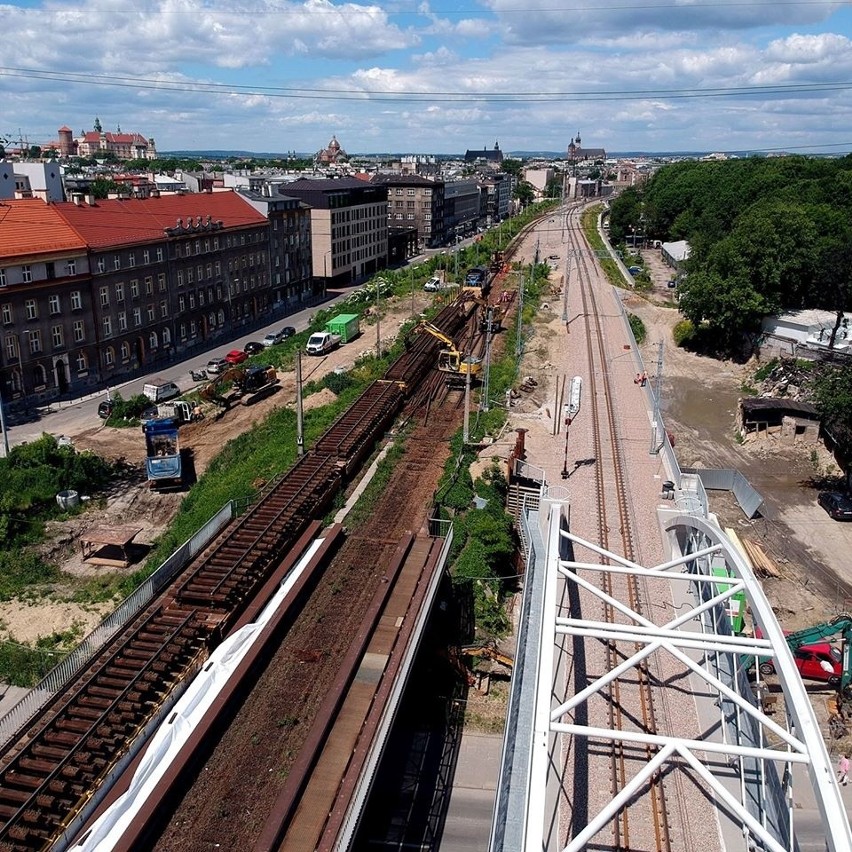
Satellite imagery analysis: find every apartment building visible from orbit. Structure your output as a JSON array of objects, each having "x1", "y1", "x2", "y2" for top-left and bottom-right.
[
  {"x1": 0, "y1": 199, "x2": 95, "y2": 403},
  {"x1": 55, "y1": 193, "x2": 270, "y2": 386},
  {"x1": 282, "y1": 178, "x2": 388, "y2": 287},
  {"x1": 443, "y1": 180, "x2": 481, "y2": 240},
  {"x1": 237, "y1": 187, "x2": 317, "y2": 308},
  {"x1": 370, "y1": 174, "x2": 445, "y2": 248},
  {"x1": 0, "y1": 192, "x2": 293, "y2": 404}
]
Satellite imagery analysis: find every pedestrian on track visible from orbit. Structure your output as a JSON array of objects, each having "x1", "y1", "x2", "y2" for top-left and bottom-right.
[{"x1": 838, "y1": 754, "x2": 849, "y2": 786}]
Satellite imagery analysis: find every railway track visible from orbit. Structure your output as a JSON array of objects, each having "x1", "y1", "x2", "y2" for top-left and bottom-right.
[{"x1": 568, "y1": 210, "x2": 674, "y2": 852}]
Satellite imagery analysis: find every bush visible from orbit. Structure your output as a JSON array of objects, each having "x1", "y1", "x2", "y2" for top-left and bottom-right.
[
  {"x1": 628, "y1": 313, "x2": 647, "y2": 344},
  {"x1": 673, "y1": 319, "x2": 696, "y2": 347},
  {"x1": 106, "y1": 392, "x2": 152, "y2": 426}
]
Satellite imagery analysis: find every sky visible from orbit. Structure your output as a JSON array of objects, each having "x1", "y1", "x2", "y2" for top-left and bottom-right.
[{"x1": 2, "y1": 0, "x2": 852, "y2": 156}]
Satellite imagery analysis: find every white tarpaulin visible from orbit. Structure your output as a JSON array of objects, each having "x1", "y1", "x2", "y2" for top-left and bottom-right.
[{"x1": 72, "y1": 537, "x2": 325, "y2": 851}]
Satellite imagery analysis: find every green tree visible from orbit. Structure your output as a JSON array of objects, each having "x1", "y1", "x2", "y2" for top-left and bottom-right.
[
  {"x1": 89, "y1": 178, "x2": 121, "y2": 199},
  {"x1": 501, "y1": 158, "x2": 524, "y2": 177},
  {"x1": 514, "y1": 181, "x2": 535, "y2": 207}
]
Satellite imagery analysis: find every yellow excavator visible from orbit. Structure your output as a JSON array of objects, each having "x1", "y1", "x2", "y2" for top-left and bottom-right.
[{"x1": 414, "y1": 321, "x2": 482, "y2": 379}]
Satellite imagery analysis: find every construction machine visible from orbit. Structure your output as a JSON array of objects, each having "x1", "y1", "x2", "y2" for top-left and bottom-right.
[
  {"x1": 199, "y1": 365, "x2": 279, "y2": 411},
  {"x1": 414, "y1": 321, "x2": 482, "y2": 380}
]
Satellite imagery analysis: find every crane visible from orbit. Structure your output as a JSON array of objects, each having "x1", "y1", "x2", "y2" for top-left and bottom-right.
[{"x1": 414, "y1": 321, "x2": 482, "y2": 379}]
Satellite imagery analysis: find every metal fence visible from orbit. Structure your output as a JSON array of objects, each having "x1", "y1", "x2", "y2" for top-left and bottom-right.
[{"x1": 0, "y1": 502, "x2": 234, "y2": 749}]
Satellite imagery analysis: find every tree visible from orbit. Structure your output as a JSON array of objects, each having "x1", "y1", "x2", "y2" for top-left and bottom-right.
[
  {"x1": 89, "y1": 178, "x2": 121, "y2": 199},
  {"x1": 501, "y1": 158, "x2": 524, "y2": 177},
  {"x1": 514, "y1": 181, "x2": 535, "y2": 207},
  {"x1": 26, "y1": 145, "x2": 41, "y2": 159},
  {"x1": 544, "y1": 176, "x2": 563, "y2": 198}
]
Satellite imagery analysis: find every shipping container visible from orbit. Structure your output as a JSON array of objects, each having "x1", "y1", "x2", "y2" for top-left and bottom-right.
[{"x1": 325, "y1": 313, "x2": 361, "y2": 343}]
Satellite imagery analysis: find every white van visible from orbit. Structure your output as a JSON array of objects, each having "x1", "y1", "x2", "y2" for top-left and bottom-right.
[{"x1": 142, "y1": 380, "x2": 181, "y2": 403}]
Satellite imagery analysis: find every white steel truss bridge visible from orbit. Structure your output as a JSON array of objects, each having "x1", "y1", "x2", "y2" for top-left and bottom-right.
[{"x1": 490, "y1": 502, "x2": 851, "y2": 852}]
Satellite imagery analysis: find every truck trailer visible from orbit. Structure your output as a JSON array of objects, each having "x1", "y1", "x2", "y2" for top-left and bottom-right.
[{"x1": 143, "y1": 418, "x2": 182, "y2": 488}]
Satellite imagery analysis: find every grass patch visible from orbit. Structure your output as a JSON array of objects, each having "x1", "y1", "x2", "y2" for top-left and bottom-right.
[{"x1": 752, "y1": 358, "x2": 779, "y2": 383}]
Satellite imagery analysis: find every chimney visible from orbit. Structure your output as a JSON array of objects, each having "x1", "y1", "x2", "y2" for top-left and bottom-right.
[
  {"x1": 72, "y1": 193, "x2": 83, "y2": 205},
  {"x1": 176, "y1": 218, "x2": 182, "y2": 229},
  {"x1": 85, "y1": 194, "x2": 95, "y2": 205}
]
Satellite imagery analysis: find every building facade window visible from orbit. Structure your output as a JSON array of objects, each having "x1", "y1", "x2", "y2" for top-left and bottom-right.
[
  {"x1": 28, "y1": 330, "x2": 42, "y2": 354},
  {"x1": 149, "y1": 331, "x2": 158, "y2": 349},
  {"x1": 104, "y1": 347, "x2": 115, "y2": 366},
  {"x1": 1, "y1": 304, "x2": 11, "y2": 325},
  {"x1": 22, "y1": 265, "x2": 32, "y2": 283},
  {"x1": 5, "y1": 335, "x2": 17, "y2": 361},
  {"x1": 156, "y1": 248, "x2": 163, "y2": 262},
  {"x1": 51, "y1": 325, "x2": 63, "y2": 348},
  {"x1": 99, "y1": 287, "x2": 109, "y2": 307},
  {"x1": 162, "y1": 327, "x2": 171, "y2": 346},
  {"x1": 71, "y1": 291, "x2": 82, "y2": 310},
  {"x1": 48, "y1": 295, "x2": 61, "y2": 315},
  {"x1": 147, "y1": 305, "x2": 155, "y2": 322},
  {"x1": 25, "y1": 299, "x2": 37, "y2": 320},
  {"x1": 130, "y1": 279, "x2": 139, "y2": 298},
  {"x1": 0, "y1": 269, "x2": 6, "y2": 287},
  {"x1": 128, "y1": 252, "x2": 136, "y2": 268},
  {"x1": 66, "y1": 259, "x2": 76, "y2": 276},
  {"x1": 73, "y1": 320, "x2": 84, "y2": 343},
  {"x1": 102, "y1": 317, "x2": 112, "y2": 338},
  {"x1": 121, "y1": 342, "x2": 130, "y2": 361},
  {"x1": 158, "y1": 273, "x2": 166, "y2": 291},
  {"x1": 97, "y1": 257, "x2": 106, "y2": 273},
  {"x1": 133, "y1": 307, "x2": 142, "y2": 327},
  {"x1": 143, "y1": 249, "x2": 150, "y2": 264},
  {"x1": 118, "y1": 311, "x2": 127, "y2": 332},
  {"x1": 75, "y1": 351, "x2": 87, "y2": 372},
  {"x1": 113, "y1": 255, "x2": 121, "y2": 270},
  {"x1": 144, "y1": 276, "x2": 153, "y2": 295}
]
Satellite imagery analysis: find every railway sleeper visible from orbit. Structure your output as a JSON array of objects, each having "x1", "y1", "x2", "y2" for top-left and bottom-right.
[
  {"x1": 55, "y1": 718, "x2": 92, "y2": 735},
  {"x1": 17, "y1": 758, "x2": 55, "y2": 776},
  {"x1": 0, "y1": 802, "x2": 19, "y2": 821},
  {"x1": 1, "y1": 771, "x2": 43, "y2": 791},
  {"x1": 30, "y1": 744, "x2": 66, "y2": 762},
  {"x1": 67, "y1": 706, "x2": 103, "y2": 723},
  {"x1": 43, "y1": 731, "x2": 78, "y2": 749},
  {"x1": 0, "y1": 787, "x2": 33, "y2": 804}
]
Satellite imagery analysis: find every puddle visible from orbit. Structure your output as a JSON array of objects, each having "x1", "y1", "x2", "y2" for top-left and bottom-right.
[{"x1": 661, "y1": 376, "x2": 741, "y2": 442}]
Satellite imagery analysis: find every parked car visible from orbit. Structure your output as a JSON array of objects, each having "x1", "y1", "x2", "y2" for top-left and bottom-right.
[
  {"x1": 817, "y1": 491, "x2": 852, "y2": 520},
  {"x1": 423, "y1": 276, "x2": 442, "y2": 292},
  {"x1": 628, "y1": 266, "x2": 642, "y2": 275},
  {"x1": 262, "y1": 327, "x2": 296, "y2": 347},
  {"x1": 243, "y1": 341, "x2": 264, "y2": 356},
  {"x1": 206, "y1": 357, "x2": 228, "y2": 375},
  {"x1": 667, "y1": 280, "x2": 678, "y2": 289},
  {"x1": 97, "y1": 399, "x2": 114, "y2": 419},
  {"x1": 225, "y1": 349, "x2": 248, "y2": 365}
]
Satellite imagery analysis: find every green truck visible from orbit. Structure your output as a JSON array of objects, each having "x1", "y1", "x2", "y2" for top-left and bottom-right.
[{"x1": 325, "y1": 313, "x2": 361, "y2": 344}]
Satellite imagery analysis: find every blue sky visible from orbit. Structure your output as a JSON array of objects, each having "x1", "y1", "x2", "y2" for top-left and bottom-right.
[{"x1": 1, "y1": 0, "x2": 852, "y2": 155}]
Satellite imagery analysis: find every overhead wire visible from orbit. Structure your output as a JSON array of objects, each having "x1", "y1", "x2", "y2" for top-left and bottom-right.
[{"x1": 2, "y1": 65, "x2": 852, "y2": 103}]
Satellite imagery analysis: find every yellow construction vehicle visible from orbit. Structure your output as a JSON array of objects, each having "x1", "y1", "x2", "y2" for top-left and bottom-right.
[{"x1": 415, "y1": 321, "x2": 482, "y2": 379}]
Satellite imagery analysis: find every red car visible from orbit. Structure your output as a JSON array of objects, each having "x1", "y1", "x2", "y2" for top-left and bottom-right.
[
  {"x1": 225, "y1": 349, "x2": 248, "y2": 365},
  {"x1": 756, "y1": 628, "x2": 843, "y2": 685}
]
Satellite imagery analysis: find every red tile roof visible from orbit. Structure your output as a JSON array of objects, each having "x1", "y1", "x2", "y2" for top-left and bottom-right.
[
  {"x1": 53, "y1": 192, "x2": 267, "y2": 248},
  {"x1": 0, "y1": 199, "x2": 87, "y2": 259},
  {"x1": 58, "y1": 125, "x2": 72, "y2": 133}
]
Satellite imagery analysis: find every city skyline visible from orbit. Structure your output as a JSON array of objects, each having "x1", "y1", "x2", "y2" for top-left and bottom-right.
[{"x1": 2, "y1": 0, "x2": 852, "y2": 156}]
